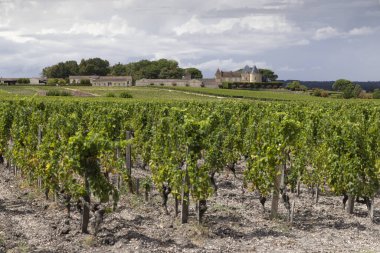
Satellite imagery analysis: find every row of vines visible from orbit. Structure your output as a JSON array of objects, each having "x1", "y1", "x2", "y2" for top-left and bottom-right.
[{"x1": 0, "y1": 99, "x2": 379, "y2": 232}]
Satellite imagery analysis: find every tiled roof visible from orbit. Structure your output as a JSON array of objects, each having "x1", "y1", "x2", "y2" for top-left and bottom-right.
[
  {"x1": 94, "y1": 76, "x2": 132, "y2": 82},
  {"x1": 241, "y1": 65, "x2": 260, "y2": 74},
  {"x1": 69, "y1": 75, "x2": 99, "y2": 79},
  {"x1": 220, "y1": 71, "x2": 241, "y2": 78},
  {"x1": 69, "y1": 76, "x2": 132, "y2": 82}
]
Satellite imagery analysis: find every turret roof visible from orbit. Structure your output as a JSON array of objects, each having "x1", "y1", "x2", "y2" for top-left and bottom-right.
[{"x1": 251, "y1": 65, "x2": 259, "y2": 74}]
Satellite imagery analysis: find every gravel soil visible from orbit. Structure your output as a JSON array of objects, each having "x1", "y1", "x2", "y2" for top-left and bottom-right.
[{"x1": 1, "y1": 164, "x2": 380, "y2": 253}]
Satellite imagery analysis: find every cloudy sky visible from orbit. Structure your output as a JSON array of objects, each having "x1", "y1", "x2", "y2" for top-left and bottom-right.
[{"x1": 0, "y1": 0, "x2": 379, "y2": 80}]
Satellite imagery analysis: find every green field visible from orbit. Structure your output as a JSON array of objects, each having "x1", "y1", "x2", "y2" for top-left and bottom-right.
[
  {"x1": 0, "y1": 85, "x2": 218, "y2": 101},
  {"x1": 155, "y1": 86, "x2": 344, "y2": 101},
  {"x1": 0, "y1": 85, "x2": 377, "y2": 103}
]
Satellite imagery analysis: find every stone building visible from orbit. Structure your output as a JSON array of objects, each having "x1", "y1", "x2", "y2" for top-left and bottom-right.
[
  {"x1": 69, "y1": 75, "x2": 132, "y2": 86},
  {"x1": 215, "y1": 65, "x2": 262, "y2": 84},
  {"x1": 135, "y1": 78, "x2": 203, "y2": 87},
  {"x1": 0, "y1": 77, "x2": 46, "y2": 85},
  {"x1": 69, "y1": 76, "x2": 96, "y2": 85},
  {"x1": 91, "y1": 76, "x2": 133, "y2": 87}
]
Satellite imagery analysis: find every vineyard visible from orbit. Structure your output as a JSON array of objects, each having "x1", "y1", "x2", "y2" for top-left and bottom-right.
[{"x1": 1, "y1": 97, "x2": 380, "y2": 252}]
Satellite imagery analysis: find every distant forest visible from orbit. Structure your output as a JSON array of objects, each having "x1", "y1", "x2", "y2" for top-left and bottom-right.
[
  {"x1": 42, "y1": 58, "x2": 203, "y2": 81},
  {"x1": 282, "y1": 80, "x2": 380, "y2": 92}
]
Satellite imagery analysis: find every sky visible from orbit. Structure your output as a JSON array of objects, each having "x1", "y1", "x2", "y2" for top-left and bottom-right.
[{"x1": 0, "y1": 0, "x2": 379, "y2": 81}]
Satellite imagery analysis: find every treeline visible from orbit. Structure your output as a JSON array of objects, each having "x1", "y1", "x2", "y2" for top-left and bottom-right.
[
  {"x1": 282, "y1": 80, "x2": 380, "y2": 92},
  {"x1": 42, "y1": 58, "x2": 203, "y2": 80},
  {"x1": 286, "y1": 80, "x2": 365, "y2": 99},
  {"x1": 42, "y1": 59, "x2": 107, "y2": 78}
]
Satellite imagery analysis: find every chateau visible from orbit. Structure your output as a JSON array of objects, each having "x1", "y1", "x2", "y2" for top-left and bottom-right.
[{"x1": 215, "y1": 65, "x2": 262, "y2": 84}]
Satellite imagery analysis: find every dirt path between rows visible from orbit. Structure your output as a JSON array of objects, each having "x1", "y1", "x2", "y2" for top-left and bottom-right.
[
  {"x1": 1, "y1": 163, "x2": 380, "y2": 252},
  {"x1": 63, "y1": 88, "x2": 100, "y2": 97},
  {"x1": 165, "y1": 89, "x2": 226, "y2": 99}
]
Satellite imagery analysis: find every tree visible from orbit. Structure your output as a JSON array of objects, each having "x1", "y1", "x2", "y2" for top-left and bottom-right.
[
  {"x1": 373, "y1": 89, "x2": 380, "y2": 99},
  {"x1": 342, "y1": 83, "x2": 362, "y2": 99},
  {"x1": 312, "y1": 89, "x2": 329, "y2": 97},
  {"x1": 286, "y1": 81, "x2": 307, "y2": 91},
  {"x1": 185, "y1": 68, "x2": 203, "y2": 79},
  {"x1": 259, "y1": 69, "x2": 278, "y2": 82},
  {"x1": 79, "y1": 79, "x2": 92, "y2": 86},
  {"x1": 17, "y1": 78, "x2": 30, "y2": 84},
  {"x1": 111, "y1": 63, "x2": 127, "y2": 76},
  {"x1": 47, "y1": 78, "x2": 67, "y2": 86},
  {"x1": 333, "y1": 79, "x2": 362, "y2": 99},
  {"x1": 42, "y1": 61, "x2": 79, "y2": 78},
  {"x1": 79, "y1": 58, "x2": 110, "y2": 76},
  {"x1": 65, "y1": 61, "x2": 80, "y2": 76},
  {"x1": 332, "y1": 79, "x2": 352, "y2": 91},
  {"x1": 125, "y1": 59, "x2": 189, "y2": 80}
]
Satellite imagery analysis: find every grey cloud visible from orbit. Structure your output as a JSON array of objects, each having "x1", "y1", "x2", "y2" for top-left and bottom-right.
[{"x1": 0, "y1": 0, "x2": 379, "y2": 80}]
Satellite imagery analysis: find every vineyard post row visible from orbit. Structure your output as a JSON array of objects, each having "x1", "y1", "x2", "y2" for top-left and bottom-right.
[{"x1": 0, "y1": 99, "x2": 379, "y2": 233}]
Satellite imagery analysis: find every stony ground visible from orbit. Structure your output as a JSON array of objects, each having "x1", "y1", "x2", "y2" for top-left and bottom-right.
[{"x1": 1, "y1": 164, "x2": 380, "y2": 253}]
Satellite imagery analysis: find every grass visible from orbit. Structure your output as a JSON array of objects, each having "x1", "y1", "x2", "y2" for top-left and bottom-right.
[
  {"x1": 0, "y1": 85, "x2": 218, "y2": 101},
  {"x1": 0, "y1": 232, "x2": 4, "y2": 246},
  {"x1": 74, "y1": 86, "x2": 218, "y2": 101},
  {"x1": 156, "y1": 86, "x2": 380, "y2": 104},
  {"x1": 156, "y1": 86, "x2": 337, "y2": 101},
  {"x1": 0, "y1": 85, "x2": 379, "y2": 104},
  {"x1": 8, "y1": 242, "x2": 30, "y2": 253},
  {"x1": 119, "y1": 91, "x2": 133, "y2": 98},
  {"x1": 126, "y1": 194, "x2": 145, "y2": 209},
  {"x1": 82, "y1": 235, "x2": 96, "y2": 247},
  {"x1": 46, "y1": 90, "x2": 71, "y2": 96}
]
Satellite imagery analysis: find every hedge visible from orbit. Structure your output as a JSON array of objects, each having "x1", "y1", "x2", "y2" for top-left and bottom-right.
[{"x1": 221, "y1": 81, "x2": 284, "y2": 89}]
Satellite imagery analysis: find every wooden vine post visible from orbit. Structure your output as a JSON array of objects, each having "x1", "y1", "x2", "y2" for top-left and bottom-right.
[
  {"x1": 346, "y1": 195, "x2": 355, "y2": 214},
  {"x1": 181, "y1": 162, "x2": 190, "y2": 224},
  {"x1": 136, "y1": 178, "x2": 140, "y2": 195},
  {"x1": 144, "y1": 184, "x2": 150, "y2": 202},
  {"x1": 37, "y1": 125, "x2": 42, "y2": 189},
  {"x1": 290, "y1": 198, "x2": 296, "y2": 223},
  {"x1": 81, "y1": 171, "x2": 91, "y2": 233},
  {"x1": 116, "y1": 147, "x2": 121, "y2": 190},
  {"x1": 370, "y1": 197, "x2": 375, "y2": 222},
  {"x1": 126, "y1": 130, "x2": 133, "y2": 193},
  {"x1": 270, "y1": 166, "x2": 282, "y2": 220},
  {"x1": 8, "y1": 137, "x2": 13, "y2": 172},
  {"x1": 174, "y1": 196, "x2": 179, "y2": 217},
  {"x1": 196, "y1": 200, "x2": 207, "y2": 224}
]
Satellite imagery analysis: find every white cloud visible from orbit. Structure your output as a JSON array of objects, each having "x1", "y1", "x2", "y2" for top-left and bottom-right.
[
  {"x1": 174, "y1": 15, "x2": 297, "y2": 35},
  {"x1": 195, "y1": 0, "x2": 304, "y2": 11},
  {"x1": 313, "y1": 26, "x2": 376, "y2": 40},
  {"x1": 348, "y1": 26, "x2": 374, "y2": 36},
  {"x1": 240, "y1": 15, "x2": 297, "y2": 33},
  {"x1": 35, "y1": 16, "x2": 141, "y2": 38},
  {"x1": 313, "y1": 26, "x2": 340, "y2": 40},
  {"x1": 112, "y1": 0, "x2": 135, "y2": 8},
  {"x1": 67, "y1": 16, "x2": 137, "y2": 37},
  {"x1": 0, "y1": 31, "x2": 36, "y2": 43},
  {"x1": 0, "y1": 1, "x2": 15, "y2": 28}
]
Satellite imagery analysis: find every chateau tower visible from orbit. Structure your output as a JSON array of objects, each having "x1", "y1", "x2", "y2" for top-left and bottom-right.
[{"x1": 249, "y1": 65, "x2": 262, "y2": 83}]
